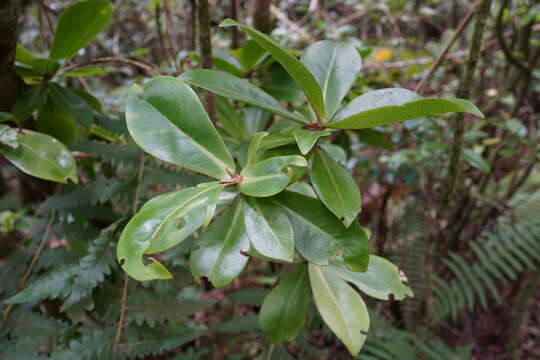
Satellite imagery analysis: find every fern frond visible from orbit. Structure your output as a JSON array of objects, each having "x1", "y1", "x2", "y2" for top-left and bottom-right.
[
  {"x1": 124, "y1": 289, "x2": 214, "y2": 327},
  {"x1": 42, "y1": 180, "x2": 124, "y2": 211},
  {"x1": 431, "y1": 191, "x2": 540, "y2": 322}
]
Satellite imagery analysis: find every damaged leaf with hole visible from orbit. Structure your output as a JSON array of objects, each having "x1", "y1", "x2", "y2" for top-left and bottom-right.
[{"x1": 116, "y1": 181, "x2": 226, "y2": 281}]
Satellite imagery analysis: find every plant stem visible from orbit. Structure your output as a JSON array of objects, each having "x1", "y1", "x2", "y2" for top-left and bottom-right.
[
  {"x1": 439, "y1": 0, "x2": 492, "y2": 220},
  {"x1": 507, "y1": 268, "x2": 540, "y2": 360},
  {"x1": 114, "y1": 155, "x2": 145, "y2": 355},
  {"x1": 414, "y1": 0, "x2": 480, "y2": 95}
]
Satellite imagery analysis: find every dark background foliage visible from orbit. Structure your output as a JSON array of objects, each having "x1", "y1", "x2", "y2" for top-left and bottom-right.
[{"x1": 1, "y1": 0, "x2": 539, "y2": 359}]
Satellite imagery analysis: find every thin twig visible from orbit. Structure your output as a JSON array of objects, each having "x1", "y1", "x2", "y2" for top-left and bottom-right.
[
  {"x1": 270, "y1": 5, "x2": 314, "y2": 43},
  {"x1": 415, "y1": 0, "x2": 480, "y2": 94},
  {"x1": 0, "y1": 214, "x2": 55, "y2": 331},
  {"x1": 57, "y1": 57, "x2": 159, "y2": 77},
  {"x1": 114, "y1": 155, "x2": 145, "y2": 354}
]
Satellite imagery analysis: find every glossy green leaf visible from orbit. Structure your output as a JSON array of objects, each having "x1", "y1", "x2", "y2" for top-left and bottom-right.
[
  {"x1": 220, "y1": 19, "x2": 326, "y2": 120},
  {"x1": 15, "y1": 44, "x2": 36, "y2": 65},
  {"x1": 212, "y1": 48, "x2": 244, "y2": 76},
  {"x1": 49, "y1": 84, "x2": 94, "y2": 127},
  {"x1": 116, "y1": 182, "x2": 225, "y2": 281},
  {"x1": 260, "y1": 132, "x2": 296, "y2": 150},
  {"x1": 50, "y1": 0, "x2": 113, "y2": 60},
  {"x1": 261, "y1": 63, "x2": 303, "y2": 103},
  {"x1": 216, "y1": 97, "x2": 250, "y2": 141},
  {"x1": 59, "y1": 66, "x2": 106, "y2": 77},
  {"x1": 243, "y1": 197, "x2": 294, "y2": 262},
  {"x1": 126, "y1": 77, "x2": 235, "y2": 179},
  {"x1": 234, "y1": 39, "x2": 266, "y2": 71},
  {"x1": 243, "y1": 107, "x2": 269, "y2": 136},
  {"x1": 29, "y1": 58, "x2": 60, "y2": 76},
  {"x1": 273, "y1": 191, "x2": 369, "y2": 271},
  {"x1": 179, "y1": 69, "x2": 306, "y2": 123},
  {"x1": 259, "y1": 145, "x2": 306, "y2": 185},
  {"x1": 260, "y1": 265, "x2": 309, "y2": 343},
  {"x1": 190, "y1": 201, "x2": 250, "y2": 288},
  {"x1": 309, "y1": 263, "x2": 369, "y2": 356},
  {"x1": 245, "y1": 132, "x2": 269, "y2": 167},
  {"x1": 302, "y1": 41, "x2": 361, "y2": 119},
  {"x1": 293, "y1": 127, "x2": 332, "y2": 155},
  {"x1": 0, "y1": 125, "x2": 18, "y2": 149},
  {"x1": 330, "y1": 255, "x2": 413, "y2": 300},
  {"x1": 11, "y1": 85, "x2": 48, "y2": 121},
  {"x1": 328, "y1": 88, "x2": 484, "y2": 129},
  {"x1": 0, "y1": 112, "x2": 17, "y2": 124},
  {"x1": 1, "y1": 129, "x2": 77, "y2": 183},
  {"x1": 239, "y1": 155, "x2": 307, "y2": 197},
  {"x1": 36, "y1": 101, "x2": 78, "y2": 143},
  {"x1": 310, "y1": 147, "x2": 361, "y2": 227}
]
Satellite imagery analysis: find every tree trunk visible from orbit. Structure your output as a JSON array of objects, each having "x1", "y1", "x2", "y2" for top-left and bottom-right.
[
  {"x1": 185, "y1": 0, "x2": 197, "y2": 51},
  {"x1": 252, "y1": 0, "x2": 272, "y2": 34},
  {"x1": 197, "y1": 0, "x2": 215, "y2": 121},
  {"x1": 0, "y1": 0, "x2": 25, "y2": 111}
]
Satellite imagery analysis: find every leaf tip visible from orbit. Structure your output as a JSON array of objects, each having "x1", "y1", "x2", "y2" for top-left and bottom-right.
[{"x1": 219, "y1": 18, "x2": 237, "y2": 27}]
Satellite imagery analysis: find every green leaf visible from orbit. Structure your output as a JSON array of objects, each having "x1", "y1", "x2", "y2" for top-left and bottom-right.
[
  {"x1": 302, "y1": 41, "x2": 361, "y2": 119},
  {"x1": 36, "y1": 101, "x2": 78, "y2": 143},
  {"x1": 260, "y1": 265, "x2": 309, "y2": 343},
  {"x1": 15, "y1": 44, "x2": 36, "y2": 65},
  {"x1": 117, "y1": 182, "x2": 225, "y2": 281},
  {"x1": 11, "y1": 85, "x2": 48, "y2": 122},
  {"x1": 243, "y1": 107, "x2": 269, "y2": 136},
  {"x1": 235, "y1": 39, "x2": 267, "y2": 70},
  {"x1": 239, "y1": 155, "x2": 307, "y2": 197},
  {"x1": 49, "y1": 84, "x2": 94, "y2": 127},
  {"x1": 126, "y1": 77, "x2": 235, "y2": 179},
  {"x1": 293, "y1": 127, "x2": 332, "y2": 155},
  {"x1": 50, "y1": 0, "x2": 113, "y2": 60},
  {"x1": 243, "y1": 197, "x2": 294, "y2": 262},
  {"x1": 179, "y1": 69, "x2": 306, "y2": 123},
  {"x1": 0, "y1": 112, "x2": 17, "y2": 123},
  {"x1": 273, "y1": 191, "x2": 369, "y2": 271},
  {"x1": 463, "y1": 148, "x2": 491, "y2": 173},
  {"x1": 59, "y1": 66, "x2": 106, "y2": 77},
  {"x1": 309, "y1": 263, "x2": 369, "y2": 356},
  {"x1": 245, "y1": 131, "x2": 269, "y2": 167},
  {"x1": 310, "y1": 147, "x2": 361, "y2": 227},
  {"x1": 1, "y1": 129, "x2": 78, "y2": 183},
  {"x1": 330, "y1": 255, "x2": 413, "y2": 300},
  {"x1": 220, "y1": 19, "x2": 326, "y2": 120},
  {"x1": 216, "y1": 97, "x2": 250, "y2": 141},
  {"x1": 328, "y1": 88, "x2": 484, "y2": 129},
  {"x1": 212, "y1": 48, "x2": 244, "y2": 76},
  {"x1": 190, "y1": 200, "x2": 250, "y2": 288},
  {"x1": 0, "y1": 125, "x2": 19, "y2": 149},
  {"x1": 29, "y1": 58, "x2": 61, "y2": 76}
]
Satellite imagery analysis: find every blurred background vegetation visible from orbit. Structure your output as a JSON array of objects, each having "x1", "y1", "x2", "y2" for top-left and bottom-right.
[{"x1": 0, "y1": 0, "x2": 539, "y2": 359}]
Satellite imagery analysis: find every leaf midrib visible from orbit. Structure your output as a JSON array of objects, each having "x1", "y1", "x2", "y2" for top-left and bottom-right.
[
  {"x1": 139, "y1": 97, "x2": 233, "y2": 176},
  {"x1": 16, "y1": 140, "x2": 70, "y2": 179},
  {"x1": 150, "y1": 184, "x2": 221, "y2": 241},
  {"x1": 183, "y1": 78, "x2": 305, "y2": 123},
  {"x1": 316, "y1": 151, "x2": 348, "y2": 221},
  {"x1": 313, "y1": 266, "x2": 354, "y2": 346},
  {"x1": 321, "y1": 46, "x2": 339, "y2": 104},
  {"x1": 274, "y1": 269, "x2": 305, "y2": 335},
  {"x1": 210, "y1": 203, "x2": 243, "y2": 280}
]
